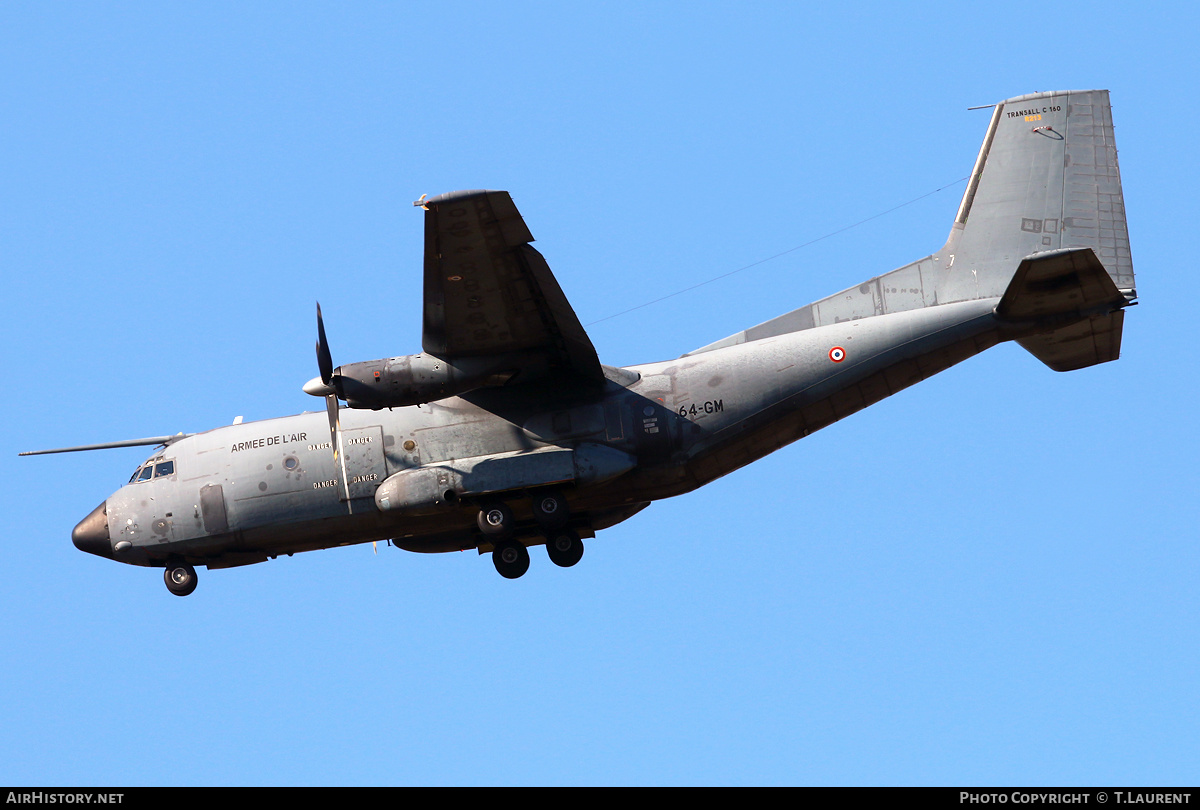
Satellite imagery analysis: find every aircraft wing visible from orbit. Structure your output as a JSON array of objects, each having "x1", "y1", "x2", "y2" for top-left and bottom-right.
[{"x1": 419, "y1": 190, "x2": 604, "y2": 387}]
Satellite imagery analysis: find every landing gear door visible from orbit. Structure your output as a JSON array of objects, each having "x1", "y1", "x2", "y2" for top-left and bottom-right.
[{"x1": 339, "y1": 426, "x2": 387, "y2": 502}]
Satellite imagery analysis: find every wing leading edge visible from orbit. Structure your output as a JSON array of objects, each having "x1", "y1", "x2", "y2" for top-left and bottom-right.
[{"x1": 419, "y1": 190, "x2": 604, "y2": 389}]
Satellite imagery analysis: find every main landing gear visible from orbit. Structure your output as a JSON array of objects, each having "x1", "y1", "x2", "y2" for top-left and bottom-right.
[
  {"x1": 477, "y1": 501, "x2": 515, "y2": 537},
  {"x1": 492, "y1": 539, "x2": 530, "y2": 579},
  {"x1": 546, "y1": 529, "x2": 584, "y2": 568},
  {"x1": 478, "y1": 490, "x2": 584, "y2": 579},
  {"x1": 164, "y1": 559, "x2": 198, "y2": 597},
  {"x1": 531, "y1": 491, "x2": 569, "y2": 530}
]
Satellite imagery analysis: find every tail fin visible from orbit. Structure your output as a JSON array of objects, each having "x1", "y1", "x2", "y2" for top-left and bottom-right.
[
  {"x1": 687, "y1": 89, "x2": 1135, "y2": 356},
  {"x1": 940, "y1": 89, "x2": 1135, "y2": 303}
]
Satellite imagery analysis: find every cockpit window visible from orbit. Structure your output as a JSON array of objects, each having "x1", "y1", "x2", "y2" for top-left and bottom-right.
[{"x1": 128, "y1": 458, "x2": 176, "y2": 483}]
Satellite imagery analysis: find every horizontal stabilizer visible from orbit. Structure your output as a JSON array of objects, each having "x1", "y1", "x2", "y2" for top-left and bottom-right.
[
  {"x1": 996, "y1": 247, "x2": 1131, "y2": 371},
  {"x1": 996, "y1": 247, "x2": 1127, "y2": 321},
  {"x1": 1016, "y1": 311, "x2": 1125, "y2": 372}
]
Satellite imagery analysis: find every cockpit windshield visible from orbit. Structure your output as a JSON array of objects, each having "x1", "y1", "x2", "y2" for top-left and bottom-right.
[{"x1": 129, "y1": 457, "x2": 176, "y2": 483}]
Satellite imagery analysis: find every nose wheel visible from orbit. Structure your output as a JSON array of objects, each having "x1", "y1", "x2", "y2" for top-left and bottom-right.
[{"x1": 164, "y1": 560, "x2": 198, "y2": 597}]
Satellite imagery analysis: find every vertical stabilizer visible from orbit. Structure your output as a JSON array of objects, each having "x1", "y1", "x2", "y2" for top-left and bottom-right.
[
  {"x1": 937, "y1": 89, "x2": 1134, "y2": 303},
  {"x1": 687, "y1": 89, "x2": 1135, "y2": 356}
]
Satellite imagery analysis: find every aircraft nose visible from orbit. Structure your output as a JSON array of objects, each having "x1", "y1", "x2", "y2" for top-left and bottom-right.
[{"x1": 72, "y1": 501, "x2": 112, "y2": 558}]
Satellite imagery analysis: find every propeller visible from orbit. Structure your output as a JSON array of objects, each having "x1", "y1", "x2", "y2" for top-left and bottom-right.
[
  {"x1": 307, "y1": 303, "x2": 343, "y2": 464},
  {"x1": 305, "y1": 303, "x2": 358, "y2": 512}
]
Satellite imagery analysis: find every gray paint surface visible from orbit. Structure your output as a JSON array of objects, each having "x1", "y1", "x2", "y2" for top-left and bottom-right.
[{"x1": 50, "y1": 89, "x2": 1137, "y2": 592}]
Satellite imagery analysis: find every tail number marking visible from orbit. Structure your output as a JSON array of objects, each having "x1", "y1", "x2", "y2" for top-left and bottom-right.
[{"x1": 678, "y1": 400, "x2": 724, "y2": 418}]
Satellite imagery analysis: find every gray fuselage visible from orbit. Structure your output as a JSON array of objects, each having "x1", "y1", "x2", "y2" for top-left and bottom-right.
[{"x1": 89, "y1": 297, "x2": 1001, "y2": 570}]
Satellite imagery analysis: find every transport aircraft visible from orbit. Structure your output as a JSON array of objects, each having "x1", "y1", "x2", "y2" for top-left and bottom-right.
[{"x1": 24, "y1": 90, "x2": 1136, "y2": 595}]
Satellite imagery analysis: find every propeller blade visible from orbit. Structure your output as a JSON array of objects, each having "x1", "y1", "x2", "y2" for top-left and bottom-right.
[
  {"x1": 325, "y1": 391, "x2": 353, "y2": 507},
  {"x1": 314, "y1": 304, "x2": 351, "y2": 509},
  {"x1": 324, "y1": 392, "x2": 340, "y2": 461},
  {"x1": 316, "y1": 303, "x2": 334, "y2": 385}
]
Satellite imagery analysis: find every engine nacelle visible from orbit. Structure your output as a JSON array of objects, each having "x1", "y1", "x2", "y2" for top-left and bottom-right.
[{"x1": 332, "y1": 353, "x2": 513, "y2": 409}]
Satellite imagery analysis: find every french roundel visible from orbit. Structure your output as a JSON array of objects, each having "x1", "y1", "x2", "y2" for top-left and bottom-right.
[{"x1": 828, "y1": 346, "x2": 846, "y2": 363}]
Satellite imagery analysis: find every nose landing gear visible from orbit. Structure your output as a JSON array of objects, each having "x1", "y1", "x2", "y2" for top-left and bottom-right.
[{"x1": 164, "y1": 560, "x2": 198, "y2": 597}]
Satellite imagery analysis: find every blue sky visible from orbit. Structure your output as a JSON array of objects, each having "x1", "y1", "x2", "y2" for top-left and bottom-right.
[{"x1": 3, "y1": 2, "x2": 1197, "y2": 786}]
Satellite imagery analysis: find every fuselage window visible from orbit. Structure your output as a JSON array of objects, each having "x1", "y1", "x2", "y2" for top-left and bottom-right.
[{"x1": 154, "y1": 460, "x2": 175, "y2": 478}]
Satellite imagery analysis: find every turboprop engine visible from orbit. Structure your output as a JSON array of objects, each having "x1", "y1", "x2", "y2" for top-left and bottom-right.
[
  {"x1": 303, "y1": 353, "x2": 514, "y2": 409},
  {"x1": 302, "y1": 303, "x2": 515, "y2": 410}
]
